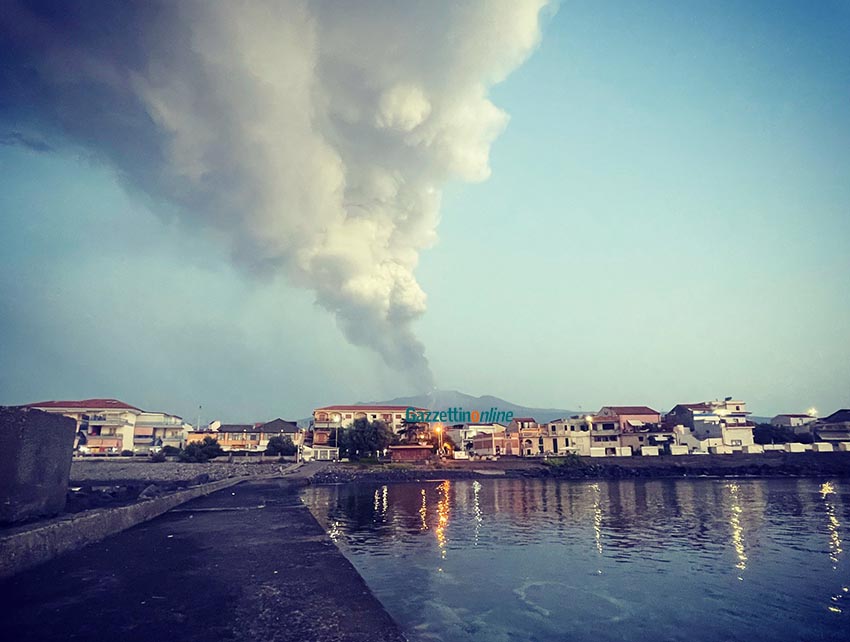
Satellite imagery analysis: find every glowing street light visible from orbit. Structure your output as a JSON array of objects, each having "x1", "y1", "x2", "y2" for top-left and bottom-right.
[{"x1": 435, "y1": 424, "x2": 443, "y2": 455}]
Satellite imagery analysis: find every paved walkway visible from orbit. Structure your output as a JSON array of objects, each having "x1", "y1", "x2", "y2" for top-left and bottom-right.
[{"x1": 3, "y1": 477, "x2": 405, "y2": 642}]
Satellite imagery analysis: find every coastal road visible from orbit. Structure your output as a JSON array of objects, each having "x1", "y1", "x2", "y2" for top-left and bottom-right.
[{"x1": 3, "y1": 477, "x2": 405, "y2": 642}]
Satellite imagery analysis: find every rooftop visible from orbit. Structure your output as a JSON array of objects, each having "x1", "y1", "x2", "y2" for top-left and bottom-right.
[
  {"x1": 26, "y1": 398, "x2": 143, "y2": 412},
  {"x1": 601, "y1": 405, "x2": 660, "y2": 415},
  {"x1": 820, "y1": 409, "x2": 850, "y2": 424},
  {"x1": 315, "y1": 405, "x2": 427, "y2": 412}
]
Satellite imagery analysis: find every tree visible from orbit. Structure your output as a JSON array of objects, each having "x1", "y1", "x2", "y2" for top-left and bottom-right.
[
  {"x1": 265, "y1": 435, "x2": 296, "y2": 456},
  {"x1": 423, "y1": 430, "x2": 458, "y2": 455},
  {"x1": 753, "y1": 423, "x2": 795, "y2": 445},
  {"x1": 346, "y1": 418, "x2": 394, "y2": 459},
  {"x1": 398, "y1": 419, "x2": 426, "y2": 444},
  {"x1": 179, "y1": 436, "x2": 224, "y2": 462}
]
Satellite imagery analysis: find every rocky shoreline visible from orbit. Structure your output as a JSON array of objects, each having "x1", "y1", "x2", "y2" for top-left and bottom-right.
[{"x1": 310, "y1": 452, "x2": 850, "y2": 484}]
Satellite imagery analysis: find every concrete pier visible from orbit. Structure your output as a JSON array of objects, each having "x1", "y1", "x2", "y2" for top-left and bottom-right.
[{"x1": 2, "y1": 478, "x2": 405, "y2": 642}]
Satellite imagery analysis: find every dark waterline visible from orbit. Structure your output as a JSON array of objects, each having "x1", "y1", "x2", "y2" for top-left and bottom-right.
[{"x1": 302, "y1": 478, "x2": 849, "y2": 642}]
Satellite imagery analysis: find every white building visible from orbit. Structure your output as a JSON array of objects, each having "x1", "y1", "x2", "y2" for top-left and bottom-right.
[
  {"x1": 771, "y1": 414, "x2": 817, "y2": 433},
  {"x1": 26, "y1": 398, "x2": 190, "y2": 454},
  {"x1": 667, "y1": 398, "x2": 755, "y2": 452}
]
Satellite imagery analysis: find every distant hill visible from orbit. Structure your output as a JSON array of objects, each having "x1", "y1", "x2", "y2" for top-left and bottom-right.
[{"x1": 357, "y1": 389, "x2": 579, "y2": 424}]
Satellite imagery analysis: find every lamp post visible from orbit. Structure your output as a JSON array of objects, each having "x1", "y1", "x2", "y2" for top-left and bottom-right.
[{"x1": 435, "y1": 424, "x2": 443, "y2": 456}]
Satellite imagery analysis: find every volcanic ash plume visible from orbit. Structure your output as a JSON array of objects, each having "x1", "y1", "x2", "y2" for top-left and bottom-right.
[{"x1": 0, "y1": 0, "x2": 551, "y2": 389}]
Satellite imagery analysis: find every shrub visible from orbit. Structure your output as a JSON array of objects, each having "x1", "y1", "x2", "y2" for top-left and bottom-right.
[
  {"x1": 162, "y1": 445, "x2": 181, "y2": 456},
  {"x1": 265, "y1": 435, "x2": 297, "y2": 456},
  {"x1": 544, "y1": 453, "x2": 585, "y2": 469},
  {"x1": 150, "y1": 451, "x2": 167, "y2": 463},
  {"x1": 179, "y1": 437, "x2": 224, "y2": 463},
  {"x1": 121, "y1": 449, "x2": 134, "y2": 457}
]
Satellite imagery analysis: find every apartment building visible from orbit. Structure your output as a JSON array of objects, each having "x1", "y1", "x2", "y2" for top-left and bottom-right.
[
  {"x1": 25, "y1": 398, "x2": 190, "y2": 454},
  {"x1": 312, "y1": 405, "x2": 427, "y2": 433}
]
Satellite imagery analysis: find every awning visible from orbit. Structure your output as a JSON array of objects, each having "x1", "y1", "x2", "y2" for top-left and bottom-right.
[
  {"x1": 627, "y1": 420, "x2": 645, "y2": 427},
  {"x1": 134, "y1": 427, "x2": 154, "y2": 437},
  {"x1": 87, "y1": 437, "x2": 121, "y2": 448}
]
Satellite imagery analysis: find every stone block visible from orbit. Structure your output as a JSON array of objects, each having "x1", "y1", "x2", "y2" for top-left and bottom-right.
[{"x1": 0, "y1": 407, "x2": 75, "y2": 524}]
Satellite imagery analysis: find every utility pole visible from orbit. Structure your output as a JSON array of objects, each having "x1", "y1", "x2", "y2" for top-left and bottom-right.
[{"x1": 197, "y1": 405, "x2": 202, "y2": 431}]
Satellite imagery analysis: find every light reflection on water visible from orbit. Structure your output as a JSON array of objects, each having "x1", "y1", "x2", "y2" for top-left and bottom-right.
[{"x1": 302, "y1": 478, "x2": 850, "y2": 642}]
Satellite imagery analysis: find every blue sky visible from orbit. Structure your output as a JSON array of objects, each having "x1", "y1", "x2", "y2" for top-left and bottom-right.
[{"x1": 1, "y1": 1, "x2": 848, "y2": 420}]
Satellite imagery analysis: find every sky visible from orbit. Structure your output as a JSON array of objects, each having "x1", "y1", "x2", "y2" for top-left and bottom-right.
[{"x1": 1, "y1": 0, "x2": 848, "y2": 421}]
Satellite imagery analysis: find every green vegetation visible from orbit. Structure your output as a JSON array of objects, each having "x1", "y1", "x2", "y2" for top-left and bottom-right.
[
  {"x1": 333, "y1": 418, "x2": 395, "y2": 460},
  {"x1": 265, "y1": 435, "x2": 296, "y2": 456},
  {"x1": 753, "y1": 423, "x2": 814, "y2": 445},
  {"x1": 149, "y1": 451, "x2": 167, "y2": 463},
  {"x1": 178, "y1": 436, "x2": 224, "y2": 462},
  {"x1": 543, "y1": 453, "x2": 586, "y2": 469}
]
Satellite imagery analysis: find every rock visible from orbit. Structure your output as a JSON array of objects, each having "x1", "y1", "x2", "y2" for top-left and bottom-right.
[
  {"x1": 0, "y1": 407, "x2": 75, "y2": 524},
  {"x1": 138, "y1": 484, "x2": 162, "y2": 499},
  {"x1": 191, "y1": 473, "x2": 211, "y2": 486}
]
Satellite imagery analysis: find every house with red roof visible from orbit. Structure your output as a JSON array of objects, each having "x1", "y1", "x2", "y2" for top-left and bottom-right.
[{"x1": 26, "y1": 399, "x2": 190, "y2": 454}]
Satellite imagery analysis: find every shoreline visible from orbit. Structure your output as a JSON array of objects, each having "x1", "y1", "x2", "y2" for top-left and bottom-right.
[{"x1": 309, "y1": 451, "x2": 850, "y2": 485}]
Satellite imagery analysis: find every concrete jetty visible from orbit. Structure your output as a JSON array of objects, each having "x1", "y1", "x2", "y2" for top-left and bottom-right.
[{"x1": 2, "y1": 478, "x2": 406, "y2": 642}]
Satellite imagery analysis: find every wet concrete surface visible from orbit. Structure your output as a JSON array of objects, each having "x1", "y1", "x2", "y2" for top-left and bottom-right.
[{"x1": 3, "y1": 477, "x2": 406, "y2": 642}]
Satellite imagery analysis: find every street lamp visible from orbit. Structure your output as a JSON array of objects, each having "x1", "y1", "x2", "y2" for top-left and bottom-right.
[{"x1": 435, "y1": 424, "x2": 443, "y2": 455}]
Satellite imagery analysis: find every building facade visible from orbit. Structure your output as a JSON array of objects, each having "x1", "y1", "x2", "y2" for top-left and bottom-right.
[
  {"x1": 25, "y1": 399, "x2": 190, "y2": 454},
  {"x1": 312, "y1": 405, "x2": 428, "y2": 433}
]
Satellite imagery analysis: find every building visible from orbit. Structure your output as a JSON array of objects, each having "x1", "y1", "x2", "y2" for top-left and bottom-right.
[
  {"x1": 25, "y1": 398, "x2": 190, "y2": 454},
  {"x1": 447, "y1": 422, "x2": 503, "y2": 452},
  {"x1": 598, "y1": 406, "x2": 661, "y2": 432},
  {"x1": 541, "y1": 417, "x2": 587, "y2": 456},
  {"x1": 771, "y1": 414, "x2": 817, "y2": 430},
  {"x1": 388, "y1": 445, "x2": 432, "y2": 462},
  {"x1": 506, "y1": 418, "x2": 544, "y2": 456},
  {"x1": 667, "y1": 399, "x2": 755, "y2": 451},
  {"x1": 301, "y1": 427, "x2": 339, "y2": 461},
  {"x1": 133, "y1": 411, "x2": 192, "y2": 453},
  {"x1": 312, "y1": 405, "x2": 428, "y2": 433},
  {"x1": 213, "y1": 418, "x2": 302, "y2": 452},
  {"x1": 471, "y1": 427, "x2": 513, "y2": 456},
  {"x1": 813, "y1": 410, "x2": 850, "y2": 444}
]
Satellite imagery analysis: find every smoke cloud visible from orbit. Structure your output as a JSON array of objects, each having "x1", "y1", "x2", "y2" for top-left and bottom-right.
[{"x1": 0, "y1": 0, "x2": 551, "y2": 390}]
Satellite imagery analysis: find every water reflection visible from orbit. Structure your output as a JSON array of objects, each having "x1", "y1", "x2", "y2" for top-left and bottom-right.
[
  {"x1": 591, "y1": 482, "x2": 603, "y2": 556},
  {"x1": 419, "y1": 488, "x2": 428, "y2": 532},
  {"x1": 727, "y1": 482, "x2": 748, "y2": 579},
  {"x1": 821, "y1": 481, "x2": 846, "y2": 614},
  {"x1": 435, "y1": 480, "x2": 451, "y2": 560},
  {"x1": 472, "y1": 480, "x2": 482, "y2": 546},
  {"x1": 302, "y1": 479, "x2": 850, "y2": 642}
]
